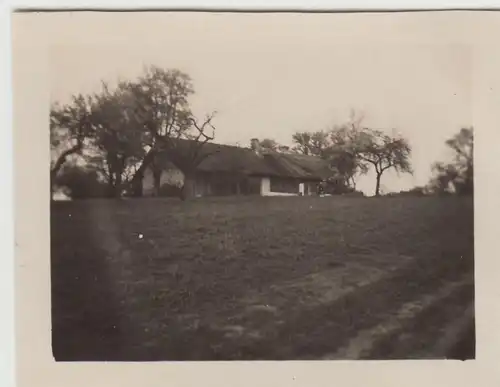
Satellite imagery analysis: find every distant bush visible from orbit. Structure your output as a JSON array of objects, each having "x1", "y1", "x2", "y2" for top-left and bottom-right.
[
  {"x1": 323, "y1": 179, "x2": 361, "y2": 195},
  {"x1": 385, "y1": 186, "x2": 428, "y2": 197},
  {"x1": 54, "y1": 165, "x2": 108, "y2": 199},
  {"x1": 341, "y1": 190, "x2": 365, "y2": 197},
  {"x1": 427, "y1": 128, "x2": 473, "y2": 197},
  {"x1": 158, "y1": 183, "x2": 182, "y2": 198}
]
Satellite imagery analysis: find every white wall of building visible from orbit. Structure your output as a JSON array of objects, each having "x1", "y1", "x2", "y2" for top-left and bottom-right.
[
  {"x1": 262, "y1": 191, "x2": 300, "y2": 197},
  {"x1": 299, "y1": 183, "x2": 305, "y2": 195},
  {"x1": 260, "y1": 177, "x2": 271, "y2": 195},
  {"x1": 259, "y1": 177, "x2": 301, "y2": 196},
  {"x1": 143, "y1": 171, "x2": 308, "y2": 197}
]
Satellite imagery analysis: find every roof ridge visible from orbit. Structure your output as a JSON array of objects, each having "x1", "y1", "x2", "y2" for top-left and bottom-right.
[{"x1": 172, "y1": 137, "x2": 252, "y2": 151}]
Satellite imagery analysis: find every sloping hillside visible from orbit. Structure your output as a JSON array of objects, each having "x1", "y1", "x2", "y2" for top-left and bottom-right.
[{"x1": 50, "y1": 196, "x2": 474, "y2": 360}]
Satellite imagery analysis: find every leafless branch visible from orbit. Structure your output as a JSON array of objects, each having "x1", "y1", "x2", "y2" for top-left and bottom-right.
[
  {"x1": 50, "y1": 138, "x2": 83, "y2": 180},
  {"x1": 189, "y1": 112, "x2": 217, "y2": 142}
]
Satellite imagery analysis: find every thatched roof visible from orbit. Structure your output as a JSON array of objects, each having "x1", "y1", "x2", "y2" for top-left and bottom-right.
[
  {"x1": 154, "y1": 139, "x2": 335, "y2": 181},
  {"x1": 261, "y1": 152, "x2": 334, "y2": 180}
]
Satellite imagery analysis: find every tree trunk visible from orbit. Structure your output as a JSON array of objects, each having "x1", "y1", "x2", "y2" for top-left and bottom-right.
[
  {"x1": 114, "y1": 173, "x2": 122, "y2": 198},
  {"x1": 350, "y1": 176, "x2": 356, "y2": 190},
  {"x1": 50, "y1": 142, "x2": 82, "y2": 183},
  {"x1": 107, "y1": 174, "x2": 115, "y2": 198},
  {"x1": 152, "y1": 168, "x2": 162, "y2": 197},
  {"x1": 375, "y1": 172, "x2": 382, "y2": 196},
  {"x1": 180, "y1": 174, "x2": 196, "y2": 201},
  {"x1": 129, "y1": 177, "x2": 143, "y2": 197}
]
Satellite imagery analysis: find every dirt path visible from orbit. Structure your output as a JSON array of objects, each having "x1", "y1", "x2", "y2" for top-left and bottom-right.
[
  {"x1": 139, "y1": 251, "x2": 474, "y2": 360},
  {"x1": 323, "y1": 275, "x2": 473, "y2": 360}
]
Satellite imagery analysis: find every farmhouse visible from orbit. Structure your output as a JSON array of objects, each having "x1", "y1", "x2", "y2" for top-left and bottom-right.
[{"x1": 141, "y1": 138, "x2": 336, "y2": 197}]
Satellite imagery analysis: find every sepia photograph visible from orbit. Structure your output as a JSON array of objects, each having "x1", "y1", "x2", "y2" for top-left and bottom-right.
[{"x1": 43, "y1": 11, "x2": 476, "y2": 362}]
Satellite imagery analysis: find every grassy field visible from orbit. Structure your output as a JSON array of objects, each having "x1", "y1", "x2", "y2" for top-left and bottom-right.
[{"x1": 50, "y1": 195, "x2": 474, "y2": 361}]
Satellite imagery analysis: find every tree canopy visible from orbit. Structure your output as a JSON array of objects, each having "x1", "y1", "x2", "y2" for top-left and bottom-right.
[
  {"x1": 291, "y1": 131, "x2": 329, "y2": 156},
  {"x1": 290, "y1": 112, "x2": 412, "y2": 195},
  {"x1": 350, "y1": 128, "x2": 413, "y2": 196},
  {"x1": 50, "y1": 94, "x2": 94, "y2": 186},
  {"x1": 50, "y1": 65, "x2": 218, "y2": 200}
]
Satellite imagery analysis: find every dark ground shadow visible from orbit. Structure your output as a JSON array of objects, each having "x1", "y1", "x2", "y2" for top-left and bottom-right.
[
  {"x1": 51, "y1": 201, "x2": 130, "y2": 361},
  {"x1": 446, "y1": 320, "x2": 475, "y2": 360}
]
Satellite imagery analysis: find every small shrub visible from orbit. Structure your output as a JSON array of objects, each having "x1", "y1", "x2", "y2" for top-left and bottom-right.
[
  {"x1": 54, "y1": 165, "x2": 108, "y2": 199},
  {"x1": 159, "y1": 183, "x2": 183, "y2": 198}
]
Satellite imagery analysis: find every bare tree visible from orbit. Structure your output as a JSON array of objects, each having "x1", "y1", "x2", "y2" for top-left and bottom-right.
[
  {"x1": 352, "y1": 128, "x2": 413, "y2": 196},
  {"x1": 161, "y1": 113, "x2": 217, "y2": 199}
]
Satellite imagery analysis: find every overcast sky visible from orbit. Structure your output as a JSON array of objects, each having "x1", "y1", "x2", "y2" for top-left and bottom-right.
[{"x1": 45, "y1": 12, "x2": 473, "y2": 195}]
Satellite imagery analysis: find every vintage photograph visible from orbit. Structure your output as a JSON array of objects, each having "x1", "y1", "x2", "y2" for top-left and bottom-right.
[{"x1": 48, "y1": 11, "x2": 474, "y2": 361}]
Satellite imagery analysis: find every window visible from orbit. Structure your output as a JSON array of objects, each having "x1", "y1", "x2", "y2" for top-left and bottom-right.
[{"x1": 270, "y1": 177, "x2": 299, "y2": 193}]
